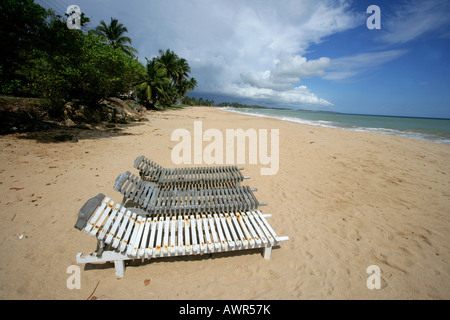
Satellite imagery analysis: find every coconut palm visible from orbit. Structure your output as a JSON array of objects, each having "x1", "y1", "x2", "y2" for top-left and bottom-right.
[
  {"x1": 137, "y1": 58, "x2": 170, "y2": 108},
  {"x1": 176, "y1": 77, "x2": 198, "y2": 97},
  {"x1": 174, "y1": 58, "x2": 191, "y2": 86},
  {"x1": 158, "y1": 49, "x2": 180, "y2": 85},
  {"x1": 138, "y1": 50, "x2": 197, "y2": 108},
  {"x1": 93, "y1": 18, "x2": 138, "y2": 57},
  {"x1": 158, "y1": 49, "x2": 197, "y2": 97}
]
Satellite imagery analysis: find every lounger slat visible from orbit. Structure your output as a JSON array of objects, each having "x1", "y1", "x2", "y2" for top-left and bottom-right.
[
  {"x1": 169, "y1": 216, "x2": 177, "y2": 254},
  {"x1": 89, "y1": 201, "x2": 113, "y2": 237},
  {"x1": 184, "y1": 215, "x2": 191, "y2": 254},
  {"x1": 120, "y1": 212, "x2": 137, "y2": 252},
  {"x1": 155, "y1": 217, "x2": 164, "y2": 256},
  {"x1": 162, "y1": 216, "x2": 170, "y2": 255},
  {"x1": 138, "y1": 217, "x2": 152, "y2": 258},
  {"x1": 219, "y1": 213, "x2": 235, "y2": 249},
  {"x1": 208, "y1": 214, "x2": 220, "y2": 250},
  {"x1": 196, "y1": 214, "x2": 206, "y2": 253},
  {"x1": 177, "y1": 215, "x2": 184, "y2": 254},
  {"x1": 98, "y1": 203, "x2": 121, "y2": 240},
  {"x1": 247, "y1": 211, "x2": 268, "y2": 245},
  {"x1": 202, "y1": 214, "x2": 213, "y2": 251},
  {"x1": 112, "y1": 210, "x2": 131, "y2": 249},
  {"x1": 190, "y1": 214, "x2": 199, "y2": 253},
  {"x1": 105, "y1": 206, "x2": 126, "y2": 245},
  {"x1": 230, "y1": 212, "x2": 247, "y2": 248},
  {"x1": 84, "y1": 197, "x2": 110, "y2": 233},
  {"x1": 252, "y1": 211, "x2": 275, "y2": 245},
  {"x1": 214, "y1": 213, "x2": 227, "y2": 250},
  {"x1": 256, "y1": 211, "x2": 278, "y2": 240},
  {"x1": 225, "y1": 213, "x2": 241, "y2": 248},
  {"x1": 129, "y1": 215, "x2": 145, "y2": 256},
  {"x1": 236, "y1": 212, "x2": 254, "y2": 247},
  {"x1": 146, "y1": 217, "x2": 158, "y2": 257},
  {"x1": 124, "y1": 174, "x2": 138, "y2": 198},
  {"x1": 242, "y1": 212, "x2": 261, "y2": 246}
]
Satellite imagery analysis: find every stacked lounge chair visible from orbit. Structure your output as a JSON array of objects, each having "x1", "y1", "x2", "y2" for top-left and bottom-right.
[
  {"x1": 113, "y1": 171, "x2": 265, "y2": 214},
  {"x1": 75, "y1": 156, "x2": 288, "y2": 277},
  {"x1": 133, "y1": 155, "x2": 249, "y2": 187}
]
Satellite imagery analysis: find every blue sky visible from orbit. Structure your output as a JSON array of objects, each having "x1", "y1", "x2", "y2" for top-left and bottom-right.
[{"x1": 36, "y1": 0, "x2": 450, "y2": 118}]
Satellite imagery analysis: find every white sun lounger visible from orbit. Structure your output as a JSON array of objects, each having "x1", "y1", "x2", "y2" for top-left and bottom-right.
[
  {"x1": 75, "y1": 194, "x2": 289, "y2": 277},
  {"x1": 134, "y1": 155, "x2": 249, "y2": 187}
]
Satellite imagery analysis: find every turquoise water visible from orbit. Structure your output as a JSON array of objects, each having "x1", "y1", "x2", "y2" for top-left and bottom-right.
[{"x1": 219, "y1": 107, "x2": 450, "y2": 145}]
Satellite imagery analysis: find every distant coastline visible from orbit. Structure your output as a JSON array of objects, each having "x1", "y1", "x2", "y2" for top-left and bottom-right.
[{"x1": 219, "y1": 106, "x2": 450, "y2": 145}]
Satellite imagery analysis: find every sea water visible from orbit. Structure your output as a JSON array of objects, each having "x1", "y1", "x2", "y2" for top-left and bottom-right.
[{"x1": 219, "y1": 107, "x2": 450, "y2": 145}]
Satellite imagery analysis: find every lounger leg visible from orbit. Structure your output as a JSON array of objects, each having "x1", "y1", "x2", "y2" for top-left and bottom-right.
[
  {"x1": 96, "y1": 239, "x2": 105, "y2": 257},
  {"x1": 263, "y1": 246, "x2": 272, "y2": 259},
  {"x1": 114, "y1": 260, "x2": 125, "y2": 277}
]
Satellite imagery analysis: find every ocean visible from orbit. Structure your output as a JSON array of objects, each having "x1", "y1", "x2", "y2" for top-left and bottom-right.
[{"x1": 219, "y1": 107, "x2": 450, "y2": 145}]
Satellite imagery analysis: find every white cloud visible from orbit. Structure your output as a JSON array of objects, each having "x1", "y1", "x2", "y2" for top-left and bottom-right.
[
  {"x1": 38, "y1": 0, "x2": 363, "y2": 107},
  {"x1": 274, "y1": 55, "x2": 331, "y2": 78},
  {"x1": 323, "y1": 50, "x2": 409, "y2": 81},
  {"x1": 240, "y1": 55, "x2": 331, "y2": 92},
  {"x1": 380, "y1": 0, "x2": 450, "y2": 44},
  {"x1": 127, "y1": 0, "x2": 362, "y2": 107},
  {"x1": 229, "y1": 84, "x2": 334, "y2": 107}
]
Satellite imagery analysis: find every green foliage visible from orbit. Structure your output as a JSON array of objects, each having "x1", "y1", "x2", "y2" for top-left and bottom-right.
[
  {"x1": 0, "y1": 1, "x2": 197, "y2": 119},
  {"x1": 1, "y1": 3, "x2": 145, "y2": 116},
  {"x1": 93, "y1": 18, "x2": 138, "y2": 58},
  {"x1": 29, "y1": 18, "x2": 145, "y2": 112},
  {"x1": 138, "y1": 58, "x2": 170, "y2": 108},
  {"x1": 0, "y1": 0, "x2": 49, "y2": 95},
  {"x1": 181, "y1": 96, "x2": 215, "y2": 106},
  {"x1": 215, "y1": 101, "x2": 265, "y2": 108},
  {"x1": 138, "y1": 49, "x2": 197, "y2": 108}
]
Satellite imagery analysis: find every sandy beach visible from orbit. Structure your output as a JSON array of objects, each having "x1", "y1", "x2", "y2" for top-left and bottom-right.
[{"x1": 0, "y1": 106, "x2": 449, "y2": 300}]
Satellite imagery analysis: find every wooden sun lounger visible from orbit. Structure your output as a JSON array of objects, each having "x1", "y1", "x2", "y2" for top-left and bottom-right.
[
  {"x1": 75, "y1": 194, "x2": 289, "y2": 277},
  {"x1": 113, "y1": 171, "x2": 266, "y2": 214},
  {"x1": 133, "y1": 155, "x2": 249, "y2": 187}
]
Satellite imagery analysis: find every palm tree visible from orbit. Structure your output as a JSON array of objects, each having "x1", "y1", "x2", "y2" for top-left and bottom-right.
[
  {"x1": 93, "y1": 18, "x2": 138, "y2": 57},
  {"x1": 138, "y1": 58, "x2": 170, "y2": 108},
  {"x1": 138, "y1": 50, "x2": 198, "y2": 108},
  {"x1": 158, "y1": 49, "x2": 180, "y2": 85},
  {"x1": 158, "y1": 49, "x2": 197, "y2": 101},
  {"x1": 174, "y1": 58, "x2": 191, "y2": 86},
  {"x1": 176, "y1": 77, "x2": 198, "y2": 97}
]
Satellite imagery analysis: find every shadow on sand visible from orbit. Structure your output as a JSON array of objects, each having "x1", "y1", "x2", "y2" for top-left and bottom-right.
[{"x1": 15, "y1": 121, "x2": 147, "y2": 144}]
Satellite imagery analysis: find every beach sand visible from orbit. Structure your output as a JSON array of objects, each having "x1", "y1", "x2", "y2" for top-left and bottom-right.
[{"x1": 1, "y1": 106, "x2": 449, "y2": 300}]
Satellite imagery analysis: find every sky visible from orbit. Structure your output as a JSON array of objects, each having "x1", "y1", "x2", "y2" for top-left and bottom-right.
[{"x1": 35, "y1": 0, "x2": 450, "y2": 118}]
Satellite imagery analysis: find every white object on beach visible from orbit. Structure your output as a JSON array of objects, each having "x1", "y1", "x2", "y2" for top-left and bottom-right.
[{"x1": 75, "y1": 194, "x2": 288, "y2": 277}]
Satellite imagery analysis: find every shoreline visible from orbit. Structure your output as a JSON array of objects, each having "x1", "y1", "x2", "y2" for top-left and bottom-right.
[
  {"x1": 1, "y1": 106, "x2": 449, "y2": 299},
  {"x1": 217, "y1": 106, "x2": 450, "y2": 145}
]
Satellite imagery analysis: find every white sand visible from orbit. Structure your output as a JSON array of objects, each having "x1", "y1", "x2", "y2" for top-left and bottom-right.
[{"x1": 1, "y1": 106, "x2": 449, "y2": 299}]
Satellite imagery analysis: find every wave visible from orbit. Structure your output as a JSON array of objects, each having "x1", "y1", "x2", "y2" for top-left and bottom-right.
[{"x1": 218, "y1": 107, "x2": 450, "y2": 145}]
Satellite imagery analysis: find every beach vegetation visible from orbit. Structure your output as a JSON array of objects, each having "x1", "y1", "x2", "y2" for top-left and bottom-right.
[
  {"x1": 137, "y1": 50, "x2": 197, "y2": 109},
  {"x1": 29, "y1": 16, "x2": 145, "y2": 116},
  {"x1": 181, "y1": 96, "x2": 215, "y2": 106},
  {"x1": 92, "y1": 17, "x2": 138, "y2": 58},
  {"x1": 0, "y1": 1, "x2": 198, "y2": 126}
]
